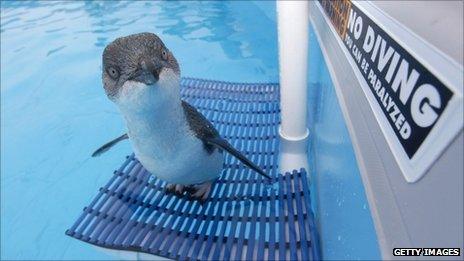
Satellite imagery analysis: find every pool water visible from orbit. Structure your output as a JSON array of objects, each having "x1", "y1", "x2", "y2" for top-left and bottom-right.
[
  {"x1": 1, "y1": 1, "x2": 278, "y2": 260},
  {"x1": 1, "y1": 1, "x2": 380, "y2": 260}
]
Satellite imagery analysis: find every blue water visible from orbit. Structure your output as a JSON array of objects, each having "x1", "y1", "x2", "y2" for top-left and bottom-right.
[
  {"x1": 307, "y1": 24, "x2": 381, "y2": 260},
  {"x1": 1, "y1": 1, "x2": 277, "y2": 260},
  {"x1": 1, "y1": 1, "x2": 379, "y2": 260}
]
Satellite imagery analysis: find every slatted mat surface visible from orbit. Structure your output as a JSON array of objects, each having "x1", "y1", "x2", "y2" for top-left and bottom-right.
[{"x1": 66, "y1": 78, "x2": 320, "y2": 260}]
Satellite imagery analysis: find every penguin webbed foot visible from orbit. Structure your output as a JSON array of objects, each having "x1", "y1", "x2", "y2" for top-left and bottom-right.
[
  {"x1": 187, "y1": 181, "x2": 213, "y2": 203},
  {"x1": 165, "y1": 182, "x2": 213, "y2": 203},
  {"x1": 165, "y1": 183, "x2": 189, "y2": 196}
]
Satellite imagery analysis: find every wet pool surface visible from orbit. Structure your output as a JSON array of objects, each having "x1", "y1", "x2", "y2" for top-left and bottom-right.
[{"x1": 1, "y1": 1, "x2": 278, "y2": 259}]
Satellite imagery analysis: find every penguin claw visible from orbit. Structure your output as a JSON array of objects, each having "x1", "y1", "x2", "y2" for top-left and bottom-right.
[
  {"x1": 165, "y1": 183, "x2": 176, "y2": 194},
  {"x1": 188, "y1": 181, "x2": 213, "y2": 202},
  {"x1": 166, "y1": 182, "x2": 213, "y2": 202},
  {"x1": 165, "y1": 183, "x2": 187, "y2": 195},
  {"x1": 175, "y1": 184, "x2": 186, "y2": 195}
]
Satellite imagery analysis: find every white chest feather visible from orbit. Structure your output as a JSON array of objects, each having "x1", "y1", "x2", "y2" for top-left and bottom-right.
[{"x1": 117, "y1": 81, "x2": 223, "y2": 185}]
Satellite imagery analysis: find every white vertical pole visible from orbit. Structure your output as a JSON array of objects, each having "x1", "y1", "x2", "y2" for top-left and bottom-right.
[{"x1": 277, "y1": 0, "x2": 310, "y2": 173}]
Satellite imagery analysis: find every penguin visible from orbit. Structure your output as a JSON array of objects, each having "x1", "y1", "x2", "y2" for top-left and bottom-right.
[{"x1": 93, "y1": 32, "x2": 270, "y2": 201}]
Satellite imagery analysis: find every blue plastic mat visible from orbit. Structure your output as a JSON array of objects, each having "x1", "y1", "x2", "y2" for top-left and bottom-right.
[{"x1": 66, "y1": 78, "x2": 320, "y2": 260}]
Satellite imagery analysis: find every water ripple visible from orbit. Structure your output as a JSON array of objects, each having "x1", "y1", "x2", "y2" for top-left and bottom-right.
[
  {"x1": 45, "y1": 26, "x2": 66, "y2": 33},
  {"x1": 1, "y1": 1, "x2": 278, "y2": 257},
  {"x1": 46, "y1": 45, "x2": 66, "y2": 57}
]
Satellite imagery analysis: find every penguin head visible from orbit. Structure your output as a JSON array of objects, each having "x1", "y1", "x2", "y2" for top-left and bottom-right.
[{"x1": 102, "y1": 33, "x2": 180, "y2": 111}]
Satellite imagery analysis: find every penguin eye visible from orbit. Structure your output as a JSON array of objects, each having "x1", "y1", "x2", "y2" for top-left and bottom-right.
[
  {"x1": 107, "y1": 67, "x2": 119, "y2": 79},
  {"x1": 161, "y1": 50, "x2": 168, "y2": 60}
]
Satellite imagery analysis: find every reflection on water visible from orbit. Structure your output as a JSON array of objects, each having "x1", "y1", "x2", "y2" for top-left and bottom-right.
[
  {"x1": 2, "y1": 1, "x2": 277, "y2": 71},
  {"x1": 156, "y1": 1, "x2": 276, "y2": 62},
  {"x1": 1, "y1": 1, "x2": 278, "y2": 260},
  {"x1": 80, "y1": 1, "x2": 132, "y2": 47}
]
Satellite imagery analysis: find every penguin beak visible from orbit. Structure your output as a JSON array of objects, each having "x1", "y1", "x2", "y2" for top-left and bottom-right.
[{"x1": 129, "y1": 59, "x2": 162, "y2": 85}]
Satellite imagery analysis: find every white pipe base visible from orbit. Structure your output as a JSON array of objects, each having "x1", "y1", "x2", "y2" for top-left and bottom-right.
[{"x1": 278, "y1": 126, "x2": 310, "y2": 174}]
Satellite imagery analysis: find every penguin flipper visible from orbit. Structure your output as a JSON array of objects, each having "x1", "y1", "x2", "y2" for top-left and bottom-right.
[
  {"x1": 181, "y1": 100, "x2": 270, "y2": 179},
  {"x1": 206, "y1": 137, "x2": 271, "y2": 180},
  {"x1": 181, "y1": 100, "x2": 220, "y2": 154},
  {"x1": 92, "y1": 133, "x2": 129, "y2": 157}
]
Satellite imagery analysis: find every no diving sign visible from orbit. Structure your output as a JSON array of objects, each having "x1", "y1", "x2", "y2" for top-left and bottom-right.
[{"x1": 318, "y1": 0, "x2": 463, "y2": 182}]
